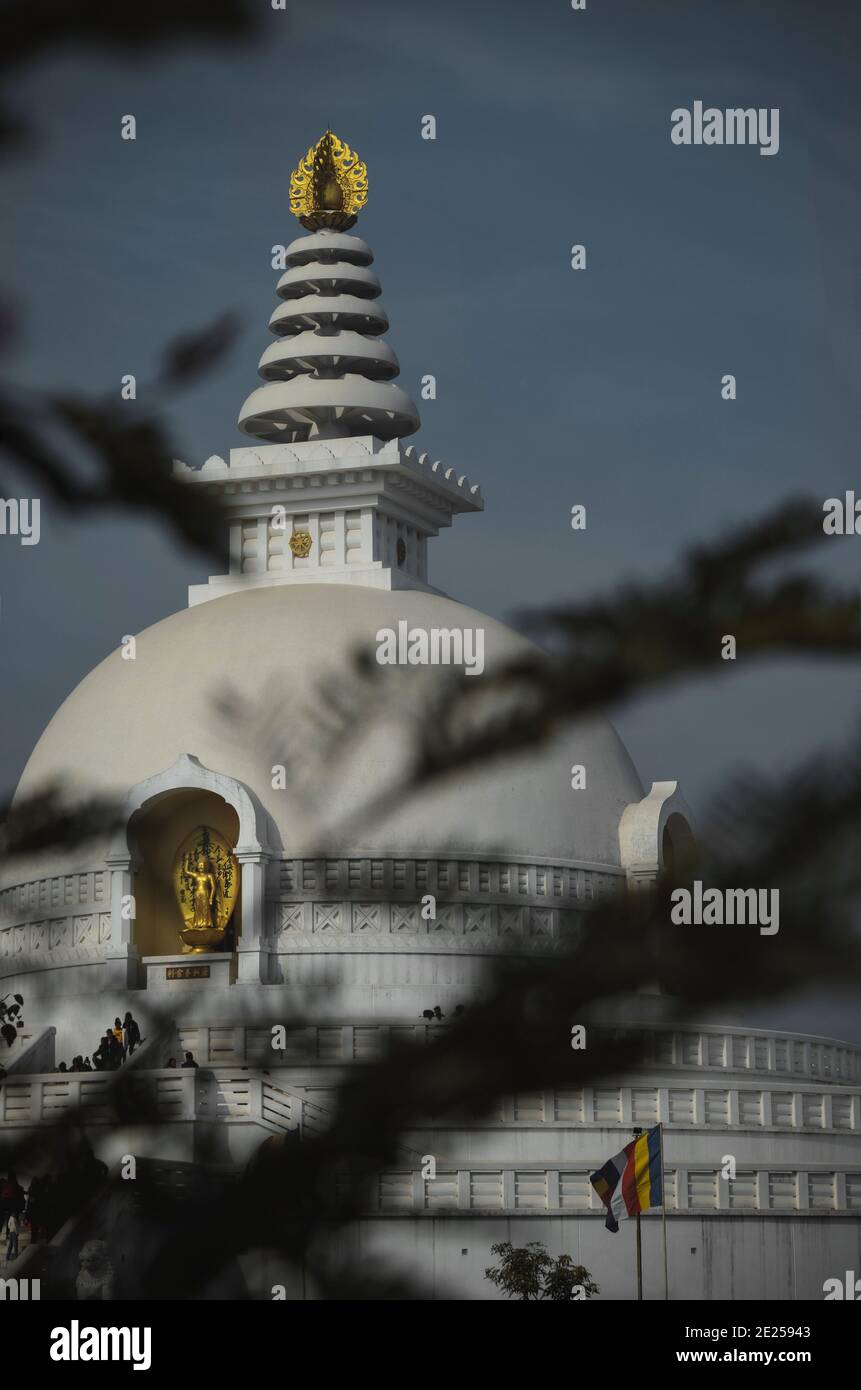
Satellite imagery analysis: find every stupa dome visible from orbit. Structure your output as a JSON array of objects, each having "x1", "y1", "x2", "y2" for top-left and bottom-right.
[{"x1": 14, "y1": 584, "x2": 643, "y2": 870}]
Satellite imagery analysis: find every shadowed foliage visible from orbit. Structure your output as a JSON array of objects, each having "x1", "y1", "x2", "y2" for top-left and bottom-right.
[
  {"x1": 212, "y1": 497, "x2": 861, "y2": 845},
  {"x1": 485, "y1": 1242, "x2": 600, "y2": 1301},
  {"x1": 0, "y1": 324, "x2": 239, "y2": 563},
  {"x1": 0, "y1": 783, "x2": 123, "y2": 860},
  {"x1": 0, "y1": 0, "x2": 258, "y2": 76}
]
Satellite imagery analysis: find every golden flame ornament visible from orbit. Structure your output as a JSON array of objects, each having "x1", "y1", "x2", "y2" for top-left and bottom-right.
[
  {"x1": 289, "y1": 130, "x2": 368, "y2": 231},
  {"x1": 173, "y1": 826, "x2": 239, "y2": 953}
]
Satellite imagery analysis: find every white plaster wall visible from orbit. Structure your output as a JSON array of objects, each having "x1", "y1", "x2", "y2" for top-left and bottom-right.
[{"x1": 347, "y1": 1212, "x2": 861, "y2": 1301}]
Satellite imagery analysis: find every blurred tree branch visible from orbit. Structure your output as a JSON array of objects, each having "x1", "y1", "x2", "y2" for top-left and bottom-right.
[
  {"x1": 0, "y1": 782, "x2": 122, "y2": 859},
  {"x1": 216, "y1": 496, "x2": 861, "y2": 842},
  {"x1": 0, "y1": 0, "x2": 258, "y2": 77},
  {"x1": 0, "y1": 0, "x2": 259, "y2": 552},
  {"x1": 0, "y1": 342, "x2": 238, "y2": 562}
]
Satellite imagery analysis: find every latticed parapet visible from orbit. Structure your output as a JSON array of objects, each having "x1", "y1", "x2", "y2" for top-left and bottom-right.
[{"x1": 238, "y1": 230, "x2": 419, "y2": 444}]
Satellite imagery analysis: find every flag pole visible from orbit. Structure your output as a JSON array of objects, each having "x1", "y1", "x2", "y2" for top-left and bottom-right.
[{"x1": 659, "y1": 1121, "x2": 669, "y2": 1300}]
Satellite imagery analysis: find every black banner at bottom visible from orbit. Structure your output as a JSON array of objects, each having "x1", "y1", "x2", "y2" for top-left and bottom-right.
[{"x1": 1, "y1": 1296, "x2": 855, "y2": 1376}]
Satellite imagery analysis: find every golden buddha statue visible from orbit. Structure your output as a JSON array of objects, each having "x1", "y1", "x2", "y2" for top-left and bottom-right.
[
  {"x1": 188, "y1": 852, "x2": 217, "y2": 930},
  {"x1": 173, "y1": 826, "x2": 239, "y2": 953}
]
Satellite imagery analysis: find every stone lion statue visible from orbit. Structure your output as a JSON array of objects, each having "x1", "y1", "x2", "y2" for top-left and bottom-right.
[{"x1": 76, "y1": 1239, "x2": 115, "y2": 1301}]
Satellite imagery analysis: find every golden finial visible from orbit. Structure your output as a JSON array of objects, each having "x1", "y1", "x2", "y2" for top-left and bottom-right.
[{"x1": 289, "y1": 130, "x2": 369, "y2": 231}]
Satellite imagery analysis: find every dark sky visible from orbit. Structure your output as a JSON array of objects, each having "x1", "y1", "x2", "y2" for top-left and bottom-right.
[{"x1": 1, "y1": 0, "x2": 859, "y2": 1037}]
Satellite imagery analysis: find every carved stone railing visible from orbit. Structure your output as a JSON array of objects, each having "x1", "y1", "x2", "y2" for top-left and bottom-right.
[
  {"x1": 0, "y1": 1067, "x2": 325, "y2": 1139},
  {"x1": 371, "y1": 1165, "x2": 861, "y2": 1215},
  {"x1": 0, "y1": 1070, "x2": 196, "y2": 1126},
  {"x1": 174, "y1": 1020, "x2": 861, "y2": 1086}
]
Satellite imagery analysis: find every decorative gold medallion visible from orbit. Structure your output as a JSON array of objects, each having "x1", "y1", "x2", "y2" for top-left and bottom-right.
[
  {"x1": 288, "y1": 529, "x2": 313, "y2": 558},
  {"x1": 289, "y1": 129, "x2": 368, "y2": 231},
  {"x1": 173, "y1": 826, "x2": 239, "y2": 954}
]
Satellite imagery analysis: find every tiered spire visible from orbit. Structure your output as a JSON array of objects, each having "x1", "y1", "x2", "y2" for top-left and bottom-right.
[
  {"x1": 175, "y1": 131, "x2": 481, "y2": 607},
  {"x1": 238, "y1": 130, "x2": 419, "y2": 444}
]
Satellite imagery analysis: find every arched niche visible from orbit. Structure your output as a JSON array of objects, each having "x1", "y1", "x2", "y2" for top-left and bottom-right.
[
  {"x1": 618, "y1": 781, "x2": 695, "y2": 888},
  {"x1": 661, "y1": 811, "x2": 696, "y2": 875},
  {"x1": 104, "y1": 755, "x2": 276, "y2": 986},
  {"x1": 129, "y1": 788, "x2": 241, "y2": 958}
]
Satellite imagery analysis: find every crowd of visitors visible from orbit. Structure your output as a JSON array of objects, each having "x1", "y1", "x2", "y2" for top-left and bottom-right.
[
  {"x1": 48, "y1": 1021, "x2": 204, "y2": 1074},
  {"x1": 0, "y1": 1007, "x2": 201, "y2": 1268},
  {"x1": 163, "y1": 1052, "x2": 198, "y2": 1069},
  {"x1": 49, "y1": 1020, "x2": 204, "y2": 1074},
  {"x1": 54, "y1": 1012, "x2": 141, "y2": 1073}
]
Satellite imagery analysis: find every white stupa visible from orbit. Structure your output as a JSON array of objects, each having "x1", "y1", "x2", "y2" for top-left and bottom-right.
[{"x1": 1, "y1": 131, "x2": 858, "y2": 1301}]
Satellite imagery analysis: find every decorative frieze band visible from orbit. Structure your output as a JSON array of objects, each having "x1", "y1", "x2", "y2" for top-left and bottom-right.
[
  {"x1": 270, "y1": 856, "x2": 624, "y2": 907},
  {"x1": 0, "y1": 870, "x2": 109, "y2": 927},
  {"x1": 0, "y1": 913, "x2": 112, "y2": 965},
  {"x1": 273, "y1": 899, "x2": 574, "y2": 952}
]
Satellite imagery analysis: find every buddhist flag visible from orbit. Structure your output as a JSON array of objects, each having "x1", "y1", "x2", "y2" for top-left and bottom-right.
[{"x1": 590, "y1": 1125, "x2": 663, "y2": 1233}]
